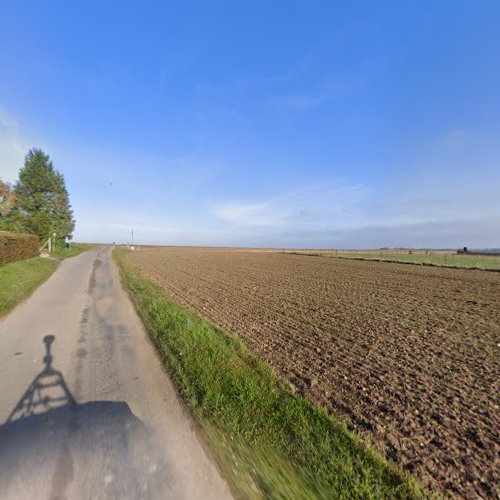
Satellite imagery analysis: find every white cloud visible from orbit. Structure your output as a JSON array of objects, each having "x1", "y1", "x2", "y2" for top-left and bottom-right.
[
  {"x1": 212, "y1": 199, "x2": 279, "y2": 226},
  {"x1": 0, "y1": 106, "x2": 28, "y2": 182},
  {"x1": 272, "y1": 93, "x2": 328, "y2": 112},
  {"x1": 106, "y1": 223, "x2": 179, "y2": 234},
  {"x1": 212, "y1": 182, "x2": 368, "y2": 229},
  {"x1": 441, "y1": 129, "x2": 472, "y2": 146},
  {"x1": 245, "y1": 216, "x2": 500, "y2": 250},
  {"x1": 269, "y1": 75, "x2": 363, "y2": 112},
  {"x1": 211, "y1": 165, "x2": 500, "y2": 249}
]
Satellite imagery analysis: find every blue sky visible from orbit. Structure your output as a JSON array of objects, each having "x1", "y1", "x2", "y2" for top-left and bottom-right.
[{"x1": 1, "y1": 1, "x2": 499, "y2": 248}]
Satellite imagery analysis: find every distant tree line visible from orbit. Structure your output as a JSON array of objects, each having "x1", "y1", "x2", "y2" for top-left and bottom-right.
[{"x1": 0, "y1": 148, "x2": 75, "y2": 245}]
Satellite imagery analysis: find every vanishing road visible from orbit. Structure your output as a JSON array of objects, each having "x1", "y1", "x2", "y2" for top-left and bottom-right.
[{"x1": 0, "y1": 246, "x2": 232, "y2": 499}]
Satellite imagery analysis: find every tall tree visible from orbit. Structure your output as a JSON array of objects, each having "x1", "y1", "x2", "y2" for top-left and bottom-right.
[
  {"x1": 0, "y1": 179, "x2": 16, "y2": 218},
  {"x1": 51, "y1": 171, "x2": 75, "y2": 240},
  {"x1": 11, "y1": 149, "x2": 75, "y2": 242}
]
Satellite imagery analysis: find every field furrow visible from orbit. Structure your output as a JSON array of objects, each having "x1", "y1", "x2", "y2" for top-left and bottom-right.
[{"x1": 127, "y1": 247, "x2": 500, "y2": 498}]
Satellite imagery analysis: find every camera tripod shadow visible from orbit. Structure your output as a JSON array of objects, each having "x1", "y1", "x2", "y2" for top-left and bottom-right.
[
  {"x1": 0, "y1": 335, "x2": 171, "y2": 499},
  {"x1": 7, "y1": 335, "x2": 76, "y2": 423}
]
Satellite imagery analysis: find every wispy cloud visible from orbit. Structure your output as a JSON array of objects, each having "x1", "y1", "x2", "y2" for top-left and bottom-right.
[
  {"x1": 441, "y1": 129, "x2": 473, "y2": 146},
  {"x1": 269, "y1": 75, "x2": 363, "y2": 112},
  {"x1": 272, "y1": 93, "x2": 327, "y2": 112},
  {"x1": 106, "y1": 222, "x2": 178, "y2": 234},
  {"x1": 211, "y1": 163, "x2": 500, "y2": 248},
  {"x1": 212, "y1": 182, "x2": 368, "y2": 228},
  {"x1": 0, "y1": 106, "x2": 29, "y2": 181},
  {"x1": 245, "y1": 216, "x2": 500, "y2": 250}
]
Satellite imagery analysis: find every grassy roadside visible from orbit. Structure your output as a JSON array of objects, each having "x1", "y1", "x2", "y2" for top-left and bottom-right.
[
  {"x1": 0, "y1": 257, "x2": 59, "y2": 317},
  {"x1": 285, "y1": 251, "x2": 500, "y2": 271},
  {"x1": 114, "y1": 248, "x2": 426, "y2": 499},
  {"x1": 0, "y1": 243, "x2": 94, "y2": 318},
  {"x1": 51, "y1": 242, "x2": 95, "y2": 259}
]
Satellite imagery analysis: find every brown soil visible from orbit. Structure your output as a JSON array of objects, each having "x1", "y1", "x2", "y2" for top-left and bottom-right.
[{"x1": 127, "y1": 247, "x2": 500, "y2": 498}]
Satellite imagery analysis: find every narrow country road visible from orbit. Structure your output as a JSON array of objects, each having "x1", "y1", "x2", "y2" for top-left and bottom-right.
[{"x1": 0, "y1": 246, "x2": 232, "y2": 499}]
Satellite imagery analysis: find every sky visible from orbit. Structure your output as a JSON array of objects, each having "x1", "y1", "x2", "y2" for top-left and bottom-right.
[{"x1": 1, "y1": 1, "x2": 499, "y2": 248}]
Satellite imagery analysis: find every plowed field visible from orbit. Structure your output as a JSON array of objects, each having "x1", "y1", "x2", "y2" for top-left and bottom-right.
[{"x1": 126, "y1": 247, "x2": 500, "y2": 497}]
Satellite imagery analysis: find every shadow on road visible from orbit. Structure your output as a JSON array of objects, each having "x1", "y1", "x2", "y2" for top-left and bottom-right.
[
  {"x1": 7, "y1": 335, "x2": 76, "y2": 422},
  {"x1": 0, "y1": 335, "x2": 170, "y2": 498}
]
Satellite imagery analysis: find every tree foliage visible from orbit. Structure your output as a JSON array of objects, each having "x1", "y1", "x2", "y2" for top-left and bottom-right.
[
  {"x1": 6, "y1": 149, "x2": 75, "y2": 242},
  {"x1": 0, "y1": 180, "x2": 16, "y2": 218}
]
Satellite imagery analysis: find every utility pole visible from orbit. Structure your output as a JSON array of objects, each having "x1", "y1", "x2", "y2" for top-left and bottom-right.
[{"x1": 131, "y1": 228, "x2": 134, "y2": 246}]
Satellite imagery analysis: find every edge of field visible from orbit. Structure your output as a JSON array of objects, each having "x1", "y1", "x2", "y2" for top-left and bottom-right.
[
  {"x1": 114, "y1": 247, "x2": 428, "y2": 499},
  {"x1": 284, "y1": 251, "x2": 500, "y2": 271}
]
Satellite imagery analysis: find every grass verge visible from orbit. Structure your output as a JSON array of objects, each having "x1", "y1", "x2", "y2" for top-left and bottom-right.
[
  {"x1": 0, "y1": 257, "x2": 58, "y2": 317},
  {"x1": 285, "y1": 251, "x2": 500, "y2": 271},
  {"x1": 114, "y1": 248, "x2": 426, "y2": 499},
  {"x1": 51, "y1": 243, "x2": 95, "y2": 259}
]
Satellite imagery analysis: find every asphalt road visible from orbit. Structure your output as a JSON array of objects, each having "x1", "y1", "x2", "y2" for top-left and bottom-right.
[{"x1": 0, "y1": 246, "x2": 232, "y2": 499}]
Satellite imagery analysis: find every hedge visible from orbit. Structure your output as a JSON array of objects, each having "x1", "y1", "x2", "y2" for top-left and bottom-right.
[{"x1": 0, "y1": 231, "x2": 40, "y2": 264}]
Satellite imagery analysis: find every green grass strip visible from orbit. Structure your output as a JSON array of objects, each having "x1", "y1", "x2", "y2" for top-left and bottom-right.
[
  {"x1": 50, "y1": 243, "x2": 95, "y2": 259},
  {"x1": 0, "y1": 257, "x2": 58, "y2": 317},
  {"x1": 286, "y1": 251, "x2": 500, "y2": 271},
  {"x1": 114, "y1": 248, "x2": 427, "y2": 499}
]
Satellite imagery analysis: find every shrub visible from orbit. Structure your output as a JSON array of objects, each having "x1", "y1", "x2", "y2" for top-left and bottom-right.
[{"x1": 0, "y1": 231, "x2": 39, "y2": 264}]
